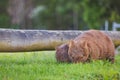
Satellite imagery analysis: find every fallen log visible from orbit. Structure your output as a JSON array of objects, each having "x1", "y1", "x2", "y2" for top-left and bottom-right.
[{"x1": 0, "y1": 29, "x2": 119, "y2": 52}]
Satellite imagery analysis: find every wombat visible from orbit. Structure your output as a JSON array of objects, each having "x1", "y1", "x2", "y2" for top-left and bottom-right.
[
  {"x1": 68, "y1": 30, "x2": 115, "y2": 63},
  {"x1": 55, "y1": 43, "x2": 71, "y2": 62}
]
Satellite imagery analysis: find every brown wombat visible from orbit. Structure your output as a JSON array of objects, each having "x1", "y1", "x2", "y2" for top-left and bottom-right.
[
  {"x1": 55, "y1": 43, "x2": 71, "y2": 62},
  {"x1": 68, "y1": 30, "x2": 115, "y2": 63}
]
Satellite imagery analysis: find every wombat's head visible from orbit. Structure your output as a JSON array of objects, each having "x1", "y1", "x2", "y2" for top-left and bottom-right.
[
  {"x1": 68, "y1": 40, "x2": 89, "y2": 63},
  {"x1": 55, "y1": 44, "x2": 71, "y2": 63}
]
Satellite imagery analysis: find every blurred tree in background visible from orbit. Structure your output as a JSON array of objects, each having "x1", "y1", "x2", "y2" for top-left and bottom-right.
[
  {"x1": 8, "y1": 0, "x2": 34, "y2": 29},
  {"x1": 0, "y1": 0, "x2": 120, "y2": 30},
  {"x1": 0, "y1": 0, "x2": 10, "y2": 28}
]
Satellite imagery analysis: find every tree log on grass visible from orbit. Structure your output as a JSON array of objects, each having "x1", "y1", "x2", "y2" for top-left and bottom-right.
[{"x1": 0, "y1": 29, "x2": 120, "y2": 52}]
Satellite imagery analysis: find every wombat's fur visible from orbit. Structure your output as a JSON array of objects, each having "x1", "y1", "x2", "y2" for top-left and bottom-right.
[
  {"x1": 68, "y1": 30, "x2": 115, "y2": 63},
  {"x1": 55, "y1": 43, "x2": 71, "y2": 62}
]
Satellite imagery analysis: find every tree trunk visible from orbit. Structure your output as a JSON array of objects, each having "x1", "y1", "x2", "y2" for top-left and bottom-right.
[
  {"x1": 7, "y1": 0, "x2": 34, "y2": 29},
  {"x1": 0, "y1": 29, "x2": 120, "y2": 52}
]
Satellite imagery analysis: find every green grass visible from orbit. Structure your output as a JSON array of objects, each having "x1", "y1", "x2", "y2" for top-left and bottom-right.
[{"x1": 0, "y1": 51, "x2": 120, "y2": 80}]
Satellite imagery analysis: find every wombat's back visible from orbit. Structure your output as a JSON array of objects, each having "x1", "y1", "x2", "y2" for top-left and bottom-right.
[{"x1": 84, "y1": 30, "x2": 115, "y2": 62}]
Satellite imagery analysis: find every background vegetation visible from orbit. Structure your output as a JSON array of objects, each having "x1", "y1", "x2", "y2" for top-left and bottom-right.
[
  {"x1": 0, "y1": 51, "x2": 120, "y2": 80},
  {"x1": 0, "y1": 0, "x2": 120, "y2": 30}
]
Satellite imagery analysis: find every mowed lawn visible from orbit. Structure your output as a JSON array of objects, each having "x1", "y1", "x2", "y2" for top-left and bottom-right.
[{"x1": 0, "y1": 51, "x2": 120, "y2": 80}]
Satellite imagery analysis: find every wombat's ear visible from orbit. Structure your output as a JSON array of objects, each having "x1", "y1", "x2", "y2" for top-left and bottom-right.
[
  {"x1": 69, "y1": 40, "x2": 75, "y2": 48},
  {"x1": 83, "y1": 41, "x2": 90, "y2": 55},
  {"x1": 84, "y1": 41, "x2": 88, "y2": 48}
]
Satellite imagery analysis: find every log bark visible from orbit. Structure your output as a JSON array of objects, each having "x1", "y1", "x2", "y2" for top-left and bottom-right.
[{"x1": 0, "y1": 29, "x2": 120, "y2": 52}]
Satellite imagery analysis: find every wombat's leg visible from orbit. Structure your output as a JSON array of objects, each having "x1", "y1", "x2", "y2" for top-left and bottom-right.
[{"x1": 108, "y1": 57, "x2": 114, "y2": 63}]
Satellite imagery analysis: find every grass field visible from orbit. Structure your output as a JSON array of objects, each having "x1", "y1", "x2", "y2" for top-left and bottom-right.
[{"x1": 0, "y1": 51, "x2": 120, "y2": 80}]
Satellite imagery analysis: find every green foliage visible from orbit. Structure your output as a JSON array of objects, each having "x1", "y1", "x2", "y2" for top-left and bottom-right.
[
  {"x1": 0, "y1": 0, "x2": 120, "y2": 29},
  {"x1": 0, "y1": 14, "x2": 10, "y2": 28},
  {"x1": 81, "y1": 0, "x2": 106, "y2": 29},
  {"x1": 0, "y1": 0, "x2": 10, "y2": 28},
  {"x1": 0, "y1": 51, "x2": 120, "y2": 80},
  {"x1": 33, "y1": 0, "x2": 120, "y2": 30}
]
